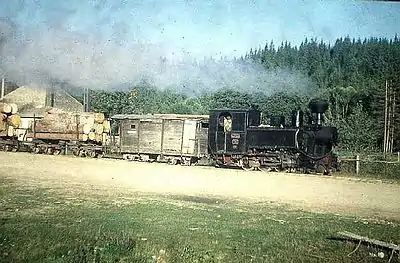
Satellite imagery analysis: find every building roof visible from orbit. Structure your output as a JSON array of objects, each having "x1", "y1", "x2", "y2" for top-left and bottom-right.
[
  {"x1": 2, "y1": 85, "x2": 47, "y2": 108},
  {"x1": 2, "y1": 84, "x2": 83, "y2": 117}
]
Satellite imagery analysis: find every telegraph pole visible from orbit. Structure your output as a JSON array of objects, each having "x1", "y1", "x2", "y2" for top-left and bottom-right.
[
  {"x1": 1, "y1": 77, "x2": 4, "y2": 100},
  {"x1": 83, "y1": 87, "x2": 90, "y2": 112}
]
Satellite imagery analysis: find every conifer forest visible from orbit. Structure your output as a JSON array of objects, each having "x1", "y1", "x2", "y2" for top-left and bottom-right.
[{"x1": 88, "y1": 36, "x2": 400, "y2": 155}]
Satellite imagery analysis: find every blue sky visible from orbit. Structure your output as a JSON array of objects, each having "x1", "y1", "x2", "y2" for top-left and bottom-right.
[
  {"x1": 0, "y1": 0, "x2": 399, "y2": 92},
  {"x1": 2, "y1": 0, "x2": 399, "y2": 59}
]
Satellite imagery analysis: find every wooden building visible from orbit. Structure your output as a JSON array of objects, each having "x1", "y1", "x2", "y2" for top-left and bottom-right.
[
  {"x1": 1, "y1": 83, "x2": 84, "y2": 142},
  {"x1": 1, "y1": 84, "x2": 84, "y2": 118}
]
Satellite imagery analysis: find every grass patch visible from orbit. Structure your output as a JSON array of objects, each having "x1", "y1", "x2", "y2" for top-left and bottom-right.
[
  {"x1": 1, "y1": 180, "x2": 399, "y2": 263},
  {"x1": 338, "y1": 161, "x2": 400, "y2": 181}
]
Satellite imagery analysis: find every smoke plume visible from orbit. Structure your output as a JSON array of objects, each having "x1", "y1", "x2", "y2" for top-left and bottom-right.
[{"x1": 0, "y1": 17, "x2": 313, "y2": 97}]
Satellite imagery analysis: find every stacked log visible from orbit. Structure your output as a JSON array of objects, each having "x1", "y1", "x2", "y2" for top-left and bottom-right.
[
  {"x1": 0, "y1": 117, "x2": 5, "y2": 132},
  {"x1": 34, "y1": 109, "x2": 109, "y2": 143},
  {"x1": 7, "y1": 114, "x2": 22, "y2": 127},
  {"x1": 0, "y1": 103, "x2": 12, "y2": 114},
  {"x1": 0, "y1": 102, "x2": 21, "y2": 135}
]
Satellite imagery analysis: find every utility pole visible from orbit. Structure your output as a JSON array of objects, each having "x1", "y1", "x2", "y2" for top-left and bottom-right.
[
  {"x1": 390, "y1": 87, "x2": 396, "y2": 153},
  {"x1": 387, "y1": 82, "x2": 392, "y2": 153},
  {"x1": 83, "y1": 87, "x2": 90, "y2": 112},
  {"x1": 384, "y1": 80, "x2": 388, "y2": 154},
  {"x1": 1, "y1": 78, "x2": 4, "y2": 100},
  {"x1": 83, "y1": 87, "x2": 86, "y2": 112}
]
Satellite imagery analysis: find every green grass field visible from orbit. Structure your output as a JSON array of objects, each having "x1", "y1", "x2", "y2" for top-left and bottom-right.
[{"x1": 1, "y1": 178, "x2": 399, "y2": 263}]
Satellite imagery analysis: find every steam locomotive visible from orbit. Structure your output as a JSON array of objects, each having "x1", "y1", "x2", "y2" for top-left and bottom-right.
[
  {"x1": 0, "y1": 99, "x2": 339, "y2": 175},
  {"x1": 207, "y1": 99, "x2": 339, "y2": 174}
]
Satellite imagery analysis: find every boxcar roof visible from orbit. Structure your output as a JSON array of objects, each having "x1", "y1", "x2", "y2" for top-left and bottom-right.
[
  {"x1": 209, "y1": 109, "x2": 259, "y2": 113},
  {"x1": 111, "y1": 113, "x2": 209, "y2": 120}
]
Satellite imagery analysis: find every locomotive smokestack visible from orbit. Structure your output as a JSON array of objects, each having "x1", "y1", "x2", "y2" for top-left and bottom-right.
[
  {"x1": 308, "y1": 99, "x2": 328, "y2": 125},
  {"x1": 316, "y1": 113, "x2": 322, "y2": 125}
]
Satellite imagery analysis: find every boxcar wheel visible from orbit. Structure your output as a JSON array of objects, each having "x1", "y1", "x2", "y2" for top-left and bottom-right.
[
  {"x1": 89, "y1": 150, "x2": 97, "y2": 158},
  {"x1": 72, "y1": 149, "x2": 80, "y2": 156},
  {"x1": 78, "y1": 149, "x2": 86, "y2": 157}
]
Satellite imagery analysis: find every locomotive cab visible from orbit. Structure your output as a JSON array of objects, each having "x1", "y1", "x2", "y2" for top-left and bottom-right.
[{"x1": 208, "y1": 109, "x2": 253, "y2": 155}]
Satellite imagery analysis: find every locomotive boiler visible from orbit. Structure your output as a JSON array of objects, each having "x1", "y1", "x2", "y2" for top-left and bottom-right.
[{"x1": 207, "y1": 99, "x2": 339, "y2": 174}]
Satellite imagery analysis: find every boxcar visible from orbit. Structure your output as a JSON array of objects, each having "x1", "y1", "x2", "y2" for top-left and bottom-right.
[{"x1": 109, "y1": 114, "x2": 210, "y2": 165}]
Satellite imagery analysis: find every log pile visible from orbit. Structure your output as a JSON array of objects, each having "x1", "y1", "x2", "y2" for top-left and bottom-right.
[
  {"x1": 0, "y1": 102, "x2": 21, "y2": 136},
  {"x1": 35, "y1": 109, "x2": 110, "y2": 143}
]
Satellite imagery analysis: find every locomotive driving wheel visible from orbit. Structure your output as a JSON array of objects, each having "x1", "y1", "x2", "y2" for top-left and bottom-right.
[
  {"x1": 239, "y1": 157, "x2": 260, "y2": 171},
  {"x1": 239, "y1": 157, "x2": 250, "y2": 170},
  {"x1": 315, "y1": 163, "x2": 327, "y2": 175}
]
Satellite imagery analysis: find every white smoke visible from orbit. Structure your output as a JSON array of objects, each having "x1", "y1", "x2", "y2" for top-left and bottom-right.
[{"x1": 0, "y1": 17, "x2": 314, "y2": 96}]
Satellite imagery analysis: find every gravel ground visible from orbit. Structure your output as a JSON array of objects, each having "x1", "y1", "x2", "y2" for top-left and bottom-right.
[{"x1": 1, "y1": 151, "x2": 399, "y2": 220}]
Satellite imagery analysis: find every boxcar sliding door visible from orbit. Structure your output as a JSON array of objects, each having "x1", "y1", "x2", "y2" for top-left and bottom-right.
[
  {"x1": 120, "y1": 119, "x2": 139, "y2": 153},
  {"x1": 181, "y1": 119, "x2": 197, "y2": 155},
  {"x1": 162, "y1": 119, "x2": 184, "y2": 155}
]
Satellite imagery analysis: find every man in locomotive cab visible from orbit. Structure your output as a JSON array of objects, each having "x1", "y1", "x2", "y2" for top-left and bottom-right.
[{"x1": 223, "y1": 115, "x2": 232, "y2": 133}]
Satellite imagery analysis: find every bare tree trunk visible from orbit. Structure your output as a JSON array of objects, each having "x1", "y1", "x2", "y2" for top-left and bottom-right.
[
  {"x1": 390, "y1": 89, "x2": 396, "y2": 153},
  {"x1": 335, "y1": 97, "x2": 339, "y2": 122}
]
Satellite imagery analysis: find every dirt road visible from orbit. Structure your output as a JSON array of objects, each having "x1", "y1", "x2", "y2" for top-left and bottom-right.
[{"x1": 1, "y1": 152, "x2": 399, "y2": 220}]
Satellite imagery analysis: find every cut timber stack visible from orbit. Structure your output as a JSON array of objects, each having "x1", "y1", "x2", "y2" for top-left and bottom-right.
[
  {"x1": 34, "y1": 108, "x2": 110, "y2": 144},
  {"x1": 0, "y1": 117, "x2": 5, "y2": 132},
  {"x1": 0, "y1": 102, "x2": 21, "y2": 136}
]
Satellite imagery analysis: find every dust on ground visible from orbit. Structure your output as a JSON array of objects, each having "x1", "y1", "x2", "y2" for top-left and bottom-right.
[{"x1": 1, "y1": 152, "x2": 399, "y2": 220}]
